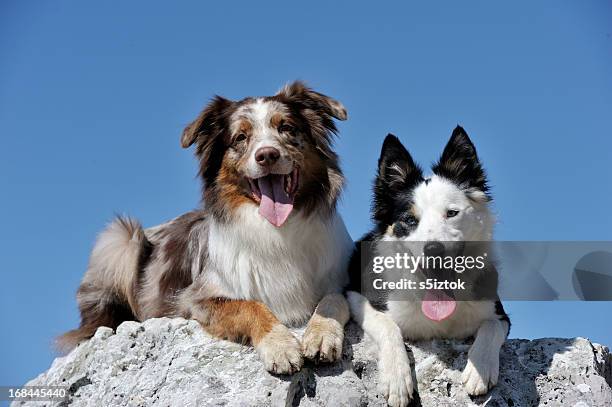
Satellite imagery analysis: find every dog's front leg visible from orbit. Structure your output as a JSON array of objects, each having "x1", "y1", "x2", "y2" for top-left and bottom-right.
[
  {"x1": 302, "y1": 293, "x2": 349, "y2": 363},
  {"x1": 461, "y1": 318, "x2": 509, "y2": 395},
  {"x1": 347, "y1": 292, "x2": 413, "y2": 407},
  {"x1": 191, "y1": 298, "x2": 303, "y2": 374}
]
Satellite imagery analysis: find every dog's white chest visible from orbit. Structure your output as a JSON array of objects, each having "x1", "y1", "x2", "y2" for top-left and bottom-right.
[
  {"x1": 387, "y1": 300, "x2": 496, "y2": 340},
  {"x1": 207, "y1": 206, "x2": 352, "y2": 325}
]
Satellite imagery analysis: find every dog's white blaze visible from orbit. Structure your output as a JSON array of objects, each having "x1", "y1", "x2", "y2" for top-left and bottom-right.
[
  {"x1": 406, "y1": 175, "x2": 494, "y2": 243},
  {"x1": 251, "y1": 98, "x2": 270, "y2": 122},
  {"x1": 207, "y1": 205, "x2": 352, "y2": 325},
  {"x1": 233, "y1": 99, "x2": 294, "y2": 178}
]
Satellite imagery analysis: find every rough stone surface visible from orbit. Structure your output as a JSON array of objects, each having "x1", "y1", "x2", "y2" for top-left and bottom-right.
[{"x1": 16, "y1": 318, "x2": 612, "y2": 406}]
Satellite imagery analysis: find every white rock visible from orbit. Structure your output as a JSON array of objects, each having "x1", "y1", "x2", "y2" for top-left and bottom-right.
[
  {"x1": 14, "y1": 319, "x2": 612, "y2": 406},
  {"x1": 576, "y1": 383, "x2": 591, "y2": 393}
]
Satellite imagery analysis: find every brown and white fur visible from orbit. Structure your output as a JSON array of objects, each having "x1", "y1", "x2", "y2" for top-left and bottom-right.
[{"x1": 59, "y1": 81, "x2": 354, "y2": 374}]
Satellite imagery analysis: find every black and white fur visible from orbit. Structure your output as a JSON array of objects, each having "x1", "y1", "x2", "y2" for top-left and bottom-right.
[{"x1": 347, "y1": 127, "x2": 510, "y2": 406}]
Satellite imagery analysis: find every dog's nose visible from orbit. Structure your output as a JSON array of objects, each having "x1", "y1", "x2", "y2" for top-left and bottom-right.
[
  {"x1": 423, "y1": 241, "x2": 445, "y2": 257},
  {"x1": 255, "y1": 147, "x2": 280, "y2": 166}
]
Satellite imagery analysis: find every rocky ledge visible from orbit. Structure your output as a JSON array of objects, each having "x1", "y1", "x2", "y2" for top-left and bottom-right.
[{"x1": 16, "y1": 318, "x2": 612, "y2": 406}]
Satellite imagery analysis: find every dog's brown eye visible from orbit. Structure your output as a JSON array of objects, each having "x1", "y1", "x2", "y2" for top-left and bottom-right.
[
  {"x1": 278, "y1": 124, "x2": 294, "y2": 133},
  {"x1": 235, "y1": 133, "x2": 247, "y2": 143},
  {"x1": 446, "y1": 209, "x2": 459, "y2": 218}
]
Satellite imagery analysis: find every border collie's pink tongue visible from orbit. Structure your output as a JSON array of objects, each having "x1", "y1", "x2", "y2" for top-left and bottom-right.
[
  {"x1": 257, "y1": 174, "x2": 294, "y2": 227},
  {"x1": 422, "y1": 290, "x2": 456, "y2": 321}
]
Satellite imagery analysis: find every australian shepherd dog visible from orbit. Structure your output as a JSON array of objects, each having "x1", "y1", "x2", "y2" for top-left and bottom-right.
[
  {"x1": 60, "y1": 82, "x2": 354, "y2": 375},
  {"x1": 348, "y1": 127, "x2": 510, "y2": 406}
]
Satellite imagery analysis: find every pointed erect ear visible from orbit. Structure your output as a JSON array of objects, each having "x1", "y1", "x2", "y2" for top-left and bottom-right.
[
  {"x1": 276, "y1": 81, "x2": 347, "y2": 121},
  {"x1": 377, "y1": 134, "x2": 422, "y2": 190},
  {"x1": 373, "y1": 134, "x2": 423, "y2": 225},
  {"x1": 432, "y1": 126, "x2": 490, "y2": 200},
  {"x1": 181, "y1": 96, "x2": 233, "y2": 148}
]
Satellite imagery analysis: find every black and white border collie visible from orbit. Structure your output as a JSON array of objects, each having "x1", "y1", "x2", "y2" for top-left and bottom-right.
[
  {"x1": 60, "y1": 82, "x2": 354, "y2": 374},
  {"x1": 348, "y1": 127, "x2": 510, "y2": 406}
]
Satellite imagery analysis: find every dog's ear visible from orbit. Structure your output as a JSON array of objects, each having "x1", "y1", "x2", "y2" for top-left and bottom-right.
[
  {"x1": 373, "y1": 134, "x2": 423, "y2": 226},
  {"x1": 181, "y1": 96, "x2": 233, "y2": 148},
  {"x1": 276, "y1": 81, "x2": 347, "y2": 121},
  {"x1": 432, "y1": 126, "x2": 490, "y2": 201}
]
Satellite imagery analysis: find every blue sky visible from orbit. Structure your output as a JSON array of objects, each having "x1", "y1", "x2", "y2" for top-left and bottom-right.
[{"x1": 1, "y1": 0, "x2": 611, "y2": 387}]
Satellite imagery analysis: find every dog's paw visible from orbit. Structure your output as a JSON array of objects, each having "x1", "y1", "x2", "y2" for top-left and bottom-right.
[
  {"x1": 461, "y1": 354, "x2": 499, "y2": 396},
  {"x1": 378, "y1": 351, "x2": 413, "y2": 407},
  {"x1": 256, "y1": 324, "x2": 303, "y2": 375},
  {"x1": 302, "y1": 314, "x2": 344, "y2": 363}
]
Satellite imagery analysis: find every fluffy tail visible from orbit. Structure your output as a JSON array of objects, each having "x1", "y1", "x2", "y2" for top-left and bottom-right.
[{"x1": 57, "y1": 216, "x2": 150, "y2": 352}]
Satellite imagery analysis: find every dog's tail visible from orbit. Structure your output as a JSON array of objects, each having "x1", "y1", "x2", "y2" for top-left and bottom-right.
[{"x1": 57, "y1": 216, "x2": 150, "y2": 352}]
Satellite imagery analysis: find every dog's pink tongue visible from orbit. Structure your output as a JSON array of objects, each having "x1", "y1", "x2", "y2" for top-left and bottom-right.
[
  {"x1": 257, "y1": 174, "x2": 294, "y2": 227},
  {"x1": 422, "y1": 291, "x2": 456, "y2": 321}
]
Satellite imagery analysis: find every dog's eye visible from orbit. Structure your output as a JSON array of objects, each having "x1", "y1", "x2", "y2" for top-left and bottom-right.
[
  {"x1": 235, "y1": 133, "x2": 247, "y2": 143},
  {"x1": 405, "y1": 215, "x2": 418, "y2": 227},
  {"x1": 446, "y1": 210, "x2": 459, "y2": 218},
  {"x1": 278, "y1": 124, "x2": 294, "y2": 133}
]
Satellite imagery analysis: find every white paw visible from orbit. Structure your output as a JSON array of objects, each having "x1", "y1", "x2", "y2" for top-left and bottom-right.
[
  {"x1": 461, "y1": 354, "x2": 499, "y2": 396},
  {"x1": 378, "y1": 351, "x2": 413, "y2": 407},
  {"x1": 257, "y1": 324, "x2": 303, "y2": 374},
  {"x1": 302, "y1": 315, "x2": 344, "y2": 363}
]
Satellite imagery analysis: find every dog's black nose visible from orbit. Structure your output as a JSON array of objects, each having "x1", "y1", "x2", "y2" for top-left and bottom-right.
[
  {"x1": 423, "y1": 241, "x2": 445, "y2": 257},
  {"x1": 255, "y1": 147, "x2": 280, "y2": 166}
]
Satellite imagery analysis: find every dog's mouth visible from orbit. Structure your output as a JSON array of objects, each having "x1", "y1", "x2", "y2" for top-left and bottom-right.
[
  {"x1": 247, "y1": 167, "x2": 300, "y2": 227},
  {"x1": 421, "y1": 290, "x2": 456, "y2": 322}
]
